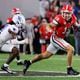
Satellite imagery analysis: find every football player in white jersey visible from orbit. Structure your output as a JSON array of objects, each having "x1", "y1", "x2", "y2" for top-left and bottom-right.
[
  {"x1": 0, "y1": 24, "x2": 19, "y2": 74},
  {"x1": 6, "y1": 8, "x2": 26, "y2": 66},
  {"x1": 1, "y1": 8, "x2": 28, "y2": 74}
]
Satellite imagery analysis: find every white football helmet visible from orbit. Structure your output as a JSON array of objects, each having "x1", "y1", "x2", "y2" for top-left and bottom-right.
[{"x1": 12, "y1": 14, "x2": 26, "y2": 30}]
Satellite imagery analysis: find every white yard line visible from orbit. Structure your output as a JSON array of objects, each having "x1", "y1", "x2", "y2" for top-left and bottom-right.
[
  {"x1": 0, "y1": 75, "x2": 80, "y2": 78},
  {"x1": 0, "y1": 70, "x2": 80, "y2": 77},
  {"x1": 28, "y1": 70, "x2": 67, "y2": 73}
]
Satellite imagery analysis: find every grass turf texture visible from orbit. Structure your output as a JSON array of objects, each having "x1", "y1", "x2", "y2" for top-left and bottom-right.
[{"x1": 0, "y1": 53, "x2": 80, "y2": 80}]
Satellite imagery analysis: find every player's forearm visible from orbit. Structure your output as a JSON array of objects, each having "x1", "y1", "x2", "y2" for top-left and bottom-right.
[
  {"x1": 48, "y1": 20, "x2": 57, "y2": 28},
  {"x1": 11, "y1": 38, "x2": 28, "y2": 44}
]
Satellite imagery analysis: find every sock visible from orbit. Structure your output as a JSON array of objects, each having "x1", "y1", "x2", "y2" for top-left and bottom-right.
[
  {"x1": 30, "y1": 60, "x2": 32, "y2": 64},
  {"x1": 4, "y1": 63, "x2": 9, "y2": 67}
]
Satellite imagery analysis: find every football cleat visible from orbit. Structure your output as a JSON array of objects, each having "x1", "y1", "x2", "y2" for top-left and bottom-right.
[
  {"x1": 23, "y1": 60, "x2": 31, "y2": 74},
  {"x1": 67, "y1": 67, "x2": 79, "y2": 75},
  {"x1": 1, "y1": 65, "x2": 14, "y2": 74}
]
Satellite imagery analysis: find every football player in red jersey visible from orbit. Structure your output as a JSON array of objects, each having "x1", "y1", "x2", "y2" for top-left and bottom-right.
[
  {"x1": 23, "y1": 5, "x2": 80, "y2": 75},
  {"x1": 39, "y1": 19, "x2": 53, "y2": 53}
]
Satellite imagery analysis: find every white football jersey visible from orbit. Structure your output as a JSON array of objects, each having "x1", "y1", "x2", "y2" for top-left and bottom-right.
[{"x1": 0, "y1": 24, "x2": 18, "y2": 43}]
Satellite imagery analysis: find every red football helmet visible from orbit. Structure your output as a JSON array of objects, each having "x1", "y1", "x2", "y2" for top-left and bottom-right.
[
  {"x1": 61, "y1": 5, "x2": 73, "y2": 20},
  {"x1": 11, "y1": 8, "x2": 21, "y2": 14},
  {"x1": 61, "y1": 4, "x2": 73, "y2": 13}
]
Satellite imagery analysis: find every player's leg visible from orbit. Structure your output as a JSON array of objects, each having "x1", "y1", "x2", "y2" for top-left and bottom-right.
[
  {"x1": 65, "y1": 43, "x2": 79, "y2": 75},
  {"x1": 1, "y1": 44, "x2": 19, "y2": 73},
  {"x1": 23, "y1": 51, "x2": 53, "y2": 74},
  {"x1": 16, "y1": 54, "x2": 23, "y2": 65},
  {"x1": 52, "y1": 36, "x2": 79, "y2": 75},
  {"x1": 23, "y1": 43, "x2": 58, "y2": 74},
  {"x1": 6, "y1": 47, "x2": 19, "y2": 64},
  {"x1": 15, "y1": 45, "x2": 23, "y2": 65}
]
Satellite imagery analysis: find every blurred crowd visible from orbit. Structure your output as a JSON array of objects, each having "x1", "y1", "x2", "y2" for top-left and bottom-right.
[{"x1": 0, "y1": 0, "x2": 80, "y2": 55}]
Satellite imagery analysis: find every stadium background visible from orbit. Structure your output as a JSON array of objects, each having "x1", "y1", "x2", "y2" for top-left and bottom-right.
[
  {"x1": 0, "y1": 0, "x2": 76, "y2": 54},
  {"x1": 0, "y1": 0, "x2": 40, "y2": 24},
  {"x1": 0, "y1": 0, "x2": 80, "y2": 80}
]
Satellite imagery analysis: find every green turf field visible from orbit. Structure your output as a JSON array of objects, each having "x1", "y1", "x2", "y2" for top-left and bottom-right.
[{"x1": 0, "y1": 53, "x2": 80, "y2": 80}]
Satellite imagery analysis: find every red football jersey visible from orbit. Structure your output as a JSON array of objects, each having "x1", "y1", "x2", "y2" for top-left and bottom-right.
[
  {"x1": 52, "y1": 14, "x2": 77, "y2": 38},
  {"x1": 6, "y1": 17, "x2": 12, "y2": 23},
  {"x1": 39, "y1": 24, "x2": 53, "y2": 40}
]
